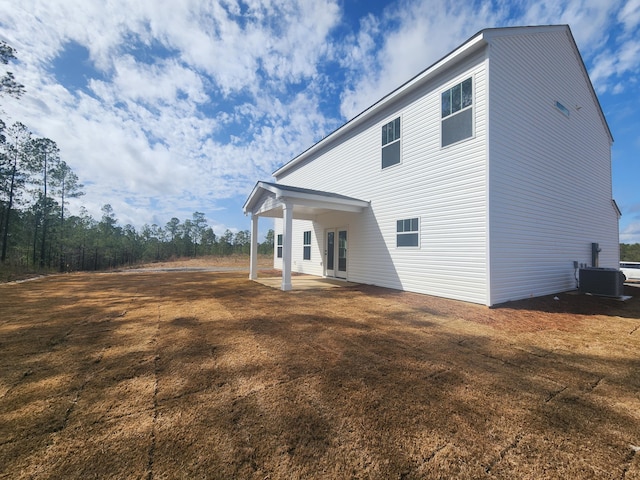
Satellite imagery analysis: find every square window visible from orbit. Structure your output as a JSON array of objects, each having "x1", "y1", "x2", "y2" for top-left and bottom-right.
[{"x1": 396, "y1": 217, "x2": 419, "y2": 247}]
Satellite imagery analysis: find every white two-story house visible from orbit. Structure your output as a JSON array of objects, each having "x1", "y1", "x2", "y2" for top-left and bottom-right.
[{"x1": 243, "y1": 25, "x2": 620, "y2": 306}]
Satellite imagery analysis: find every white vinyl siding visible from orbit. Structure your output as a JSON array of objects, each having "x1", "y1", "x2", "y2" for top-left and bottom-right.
[
  {"x1": 274, "y1": 218, "x2": 323, "y2": 276},
  {"x1": 487, "y1": 30, "x2": 618, "y2": 304},
  {"x1": 275, "y1": 50, "x2": 489, "y2": 304}
]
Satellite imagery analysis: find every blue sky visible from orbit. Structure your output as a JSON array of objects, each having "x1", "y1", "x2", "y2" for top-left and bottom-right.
[{"x1": 1, "y1": 0, "x2": 639, "y2": 243}]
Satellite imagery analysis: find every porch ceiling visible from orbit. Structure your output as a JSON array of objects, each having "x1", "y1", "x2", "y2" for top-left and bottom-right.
[{"x1": 243, "y1": 181, "x2": 369, "y2": 219}]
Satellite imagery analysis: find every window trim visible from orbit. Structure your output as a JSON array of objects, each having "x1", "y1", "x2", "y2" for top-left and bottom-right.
[
  {"x1": 396, "y1": 217, "x2": 420, "y2": 248},
  {"x1": 381, "y1": 116, "x2": 402, "y2": 169},
  {"x1": 303, "y1": 230, "x2": 311, "y2": 261},
  {"x1": 441, "y1": 77, "x2": 474, "y2": 148}
]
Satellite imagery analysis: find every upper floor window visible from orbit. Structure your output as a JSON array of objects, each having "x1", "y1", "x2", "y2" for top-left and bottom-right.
[
  {"x1": 441, "y1": 77, "x2": 473, "y2": 147},
  {"x1": 303, "y1": 231, "x2": 311, "y2": 260},
  {"x1": 382, "y1": 117, "x2": 401, "y2": 169},
  {"x1": 397, "y1": 218, "x2": 419, "y2": 247},
  {"x1": 277, "y1": 234, "x2": 283, "y2": 258}
]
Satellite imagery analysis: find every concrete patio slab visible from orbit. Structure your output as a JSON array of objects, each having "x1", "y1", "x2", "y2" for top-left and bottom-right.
[{"x1": 255, "y1": 275, "x2": 358, "y2": 290}]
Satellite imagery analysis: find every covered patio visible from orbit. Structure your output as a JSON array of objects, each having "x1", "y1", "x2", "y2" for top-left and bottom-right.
[{"x1": 243, "y1": 181, "x2": 369, "y2": 291}]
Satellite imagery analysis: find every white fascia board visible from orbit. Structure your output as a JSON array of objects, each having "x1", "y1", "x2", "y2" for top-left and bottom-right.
[
  {"x1": 480, "y1": 24, "x2": 567, "y2": 40},
  {"x1": 242, "y1": 184, "x2": 262, "y2": 214},
  {"x1": 280, "y1": 196, "x2": 367, "y2": 213},
  {"x1": 243, "y1": 181, "x2": 282, "y2": 214},
  {"x1": 276, "y1": 191, "x2": 369, "y2": 209},
  {"x1": 273, "y1": 33, "x2": 488, "y2": 178}
]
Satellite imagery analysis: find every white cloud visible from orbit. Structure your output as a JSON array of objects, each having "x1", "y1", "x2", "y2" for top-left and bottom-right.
[
  {"x1": 619, "y1": 0, "x2": 640, "y2": 33},
  {"x1": 339, "y1": 13, "x2": 380, "y2": 72},
  {"x1": 1, "y1": 0, "x2": 344, "y2": 226},
  {"x1": 589, "y1": 50, "x2": 618, "y2": 89},
  {"x1": 612, "y1": 82, "x2": 625, "y2": 94},
  {"x1": 617, "y1": 39, "x2": 640, "y2": 73},
  {"x1": 110, "y1": 55, "x2": 207, "y2": 105},
  {"x1": 589, "y1": 38, "x2": 640, "y2": 92}
]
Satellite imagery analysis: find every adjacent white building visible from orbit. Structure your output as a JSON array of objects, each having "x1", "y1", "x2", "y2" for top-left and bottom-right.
[{"x1": 243, "y1": 25, "x2": 620, "y2": 306}]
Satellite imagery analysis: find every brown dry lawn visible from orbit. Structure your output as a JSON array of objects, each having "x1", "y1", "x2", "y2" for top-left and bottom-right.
[{"x1": 1, "y1": 258, "x2": 639, "y2": 479}]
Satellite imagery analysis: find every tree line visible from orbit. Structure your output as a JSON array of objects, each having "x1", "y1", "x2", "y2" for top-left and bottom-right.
[
  {"x1": 2, "y1": 198, "x2": 274, "y2": 275},
  {"x1": 0, "y1": 121, "x2": 274, "y2": 273},
  {"x1": 1, "y1": 41, "x2": 272, "y2": 278},
  {"x1": 620, "y1": 243, "x2": 640, "y2": 262}
]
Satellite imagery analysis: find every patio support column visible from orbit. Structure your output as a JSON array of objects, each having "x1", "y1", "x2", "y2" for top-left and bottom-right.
[
  {"x1": 281, "y1": 200, "x2": 293, "y2": 291},
  {"x1": 249, "y1": 214, "x2": 258, "y2": 280}
]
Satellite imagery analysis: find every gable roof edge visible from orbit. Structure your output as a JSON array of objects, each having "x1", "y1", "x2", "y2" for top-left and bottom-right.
[{"x1": 563, "y1": 26, "x2": 614, "y2": 143}]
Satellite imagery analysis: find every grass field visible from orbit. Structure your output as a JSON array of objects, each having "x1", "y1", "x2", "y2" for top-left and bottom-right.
[{"x1": 1, "y1": 261, "x2": 639, "y2": 479}]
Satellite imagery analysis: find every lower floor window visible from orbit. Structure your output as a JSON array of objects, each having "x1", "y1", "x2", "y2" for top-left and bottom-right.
[
  {"x1": 277, "y1": 234, "x2": 283, "y2": 258},
  {"x1": 397, "y1": 218, "x2": 419, "y2": 247},
  {"x1": 303, "y1": 231, "x2": 311, "y2": 260}
]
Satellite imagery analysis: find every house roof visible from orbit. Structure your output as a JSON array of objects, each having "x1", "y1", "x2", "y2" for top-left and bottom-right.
[
  {"x1": 273, "y1": 25, "x2": 612, "y2": 178},
  {"x1": 243, "y1": 181, "x2": 369, "y2": 219}
]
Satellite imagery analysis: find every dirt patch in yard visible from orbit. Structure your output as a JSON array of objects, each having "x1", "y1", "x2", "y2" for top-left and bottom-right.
[{"x1": 1, "y1": 265, "x2": 639, "y2": 479}]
